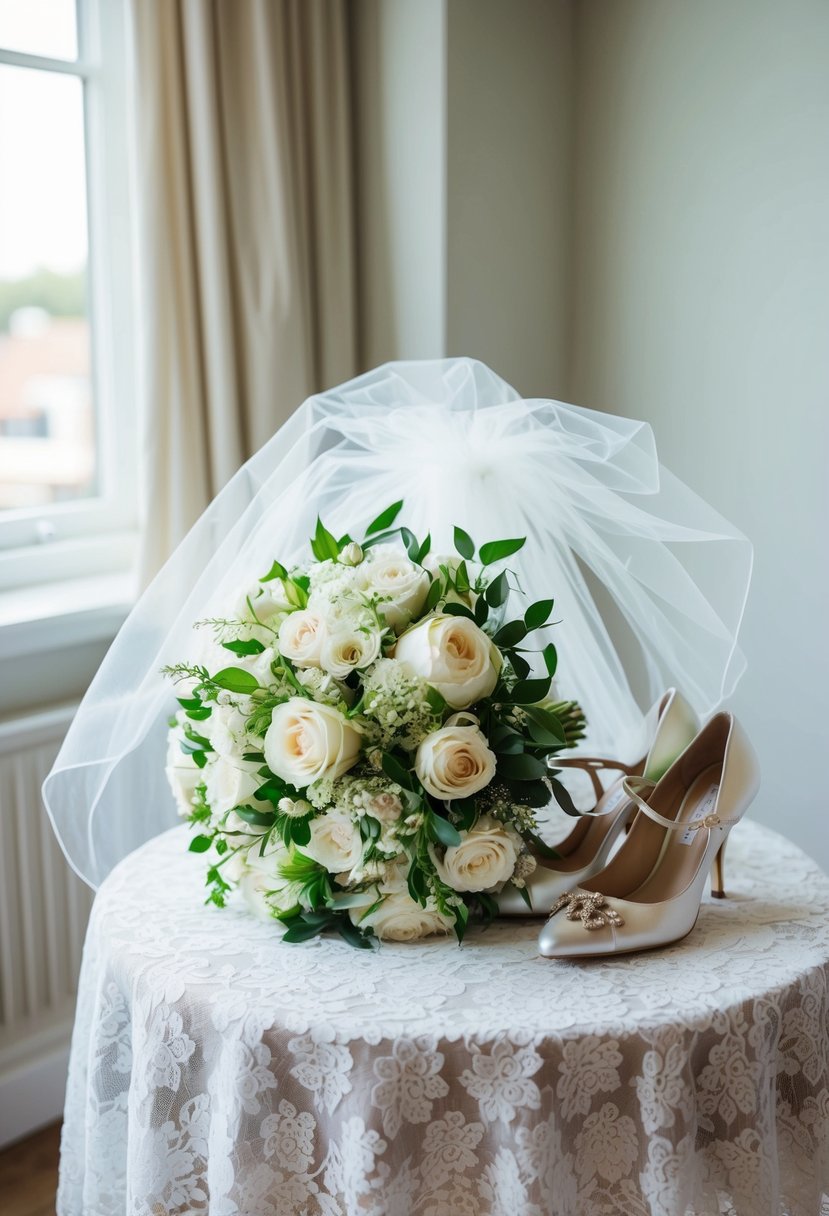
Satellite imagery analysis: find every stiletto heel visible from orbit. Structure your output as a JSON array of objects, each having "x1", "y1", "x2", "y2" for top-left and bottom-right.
[
  {"x1": 538, "y1": 712, "x2": 760, "y2": 958},
  {"x1": 711, "y1": 839, "x2": 727, "y2": 899},
  {"x1": 497, "y1": 689, "x2": 699, "y2": 916}
]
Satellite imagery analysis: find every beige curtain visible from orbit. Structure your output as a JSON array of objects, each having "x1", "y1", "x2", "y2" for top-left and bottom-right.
[{"x1": 129, "y1": 0, "x2": 358, "y2": 581}]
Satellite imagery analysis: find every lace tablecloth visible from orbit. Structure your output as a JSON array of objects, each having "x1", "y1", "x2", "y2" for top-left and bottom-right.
[{"x1": 58, "y1": 821, "x2": 829, "y2": 1216}]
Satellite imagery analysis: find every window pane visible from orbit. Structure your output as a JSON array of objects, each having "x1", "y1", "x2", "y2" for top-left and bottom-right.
[
  {"x1": 0, "y1": 65, "x2": 95, "y2": 513},
  {"x1": 0, "y1": 0, "x2": 78, "y2": 61}
]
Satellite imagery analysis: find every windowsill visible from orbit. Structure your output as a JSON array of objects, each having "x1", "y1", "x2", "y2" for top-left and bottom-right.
[{"x1": 0, "y1": 570, "x2": 135, "y2": 661}]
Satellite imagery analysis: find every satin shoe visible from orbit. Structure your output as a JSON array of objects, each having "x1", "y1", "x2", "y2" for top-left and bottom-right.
[
  {"x1": 497, "y1": 688, "x2": 699, "y2": 915},
  {"x1": 537, "y1": 711, "x2": 760, "y2": 958}
]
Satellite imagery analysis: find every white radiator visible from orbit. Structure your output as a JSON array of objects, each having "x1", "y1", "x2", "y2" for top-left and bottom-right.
[{"x1": 0, "y1": 704, "x2": 93, "y2": 1147}]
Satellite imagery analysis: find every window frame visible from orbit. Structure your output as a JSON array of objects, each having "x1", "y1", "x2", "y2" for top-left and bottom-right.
[{"x1": 0, "y1": 0, "x2": 138, "y2": 592}]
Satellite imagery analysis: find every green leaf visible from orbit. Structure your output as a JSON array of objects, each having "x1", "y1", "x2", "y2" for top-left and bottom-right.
[
  {"x1": 524, "y1": 599, "x2": 555, "y2": 630},
  {"x1": 525, "y1": 705, "x2": 566, "y2": 745},
  {"x1": 311, "y1": 516, "x2": 341, "y2": 562},
  {"x1": 425, "y1": 685, "x2": 447, "y2": 714},
  {"x1": 192, "y1": 751, "x2": 208, "y2": 769},
  {"x1": 416, "y1": 533, "x2": 432, "y2": 563},
  {"x1": 282, "y1": 922, "x2": 328, "y2": 944},
  {"x1": 509, "y1": 651, "x2": 531, "y2": 680},
  {"x1": 365, "y1": 500, "x2": 404, "y2": 536},
  {"x1": 443, "y1": 602, "x2": 476, "y2": 621},
  {"x1": 181, "y1": 727, "x2": 211, "y2": 750},
  {"x1": 429, "y1": 813, "x2": 462, "y2": 848},
  {"x1": 485, "y1": 570, "x2": 510, "y2": 607},
  {"x1": 222, "y1": 638, "x2": 266, "y2": 656},
  {"x1": 549, "y1": 776, "x2": 582, "y2": 817},
  {"x1": 498, "y1": 753, "x2": 548, "y2": 781},
  {"x1": 541, "y1": 642, "x2": 558, "y2": 678},
  {"x1": 455, "y1": 561, "x2": 470, "y2": 595},
  {"x1": 381, "y1": 751, "x2": 416, "y2": 791},
  {"x1": 400, "y1": 527, "x2": 420, "y2": 561},
  {"x1": 509, "y1": 778, "x2": 551, "y2": 807},
  {"x1": 493, "y1": 620, "x2": 527, "y2": 648},
  {"x1": 518, "y1": 883, "x2": 533, "y2": 910},
  {"x1": 177, "y1": 695, "x2": 202, "y2": 711},
  {"x1": 425, "y1": 578, "x2": 443, "y2": 611},
  {"x1": 479, "y1": 537, "x2": 526, "y2": 565},
  {"x1": 526, "y1": 830, "x2": 562, "y2": 859},
  {"x1": 235, "y1": 805, "x2": 277, "y2": 827},
  {"x1": 212, "y1": 666, "x2": 261, "y2": 694},
  {"x1": 509, "y1": 677, "x2": 552, "y2": 705},
  {"x1": 260, "y1": 559, "x2": 288, "y2": 583},
  {"x1": 453, "y1": 899, "x2": 469, "y2": 943},
  {"x1": 455, "y1": 797, "x2": 478, "y2": 831},
  {"x1": 492, "y1": 730, "x2": 524, "y2": 755},
  {"x1": 289, "y1": 817, "x2": 312, "y2": 847},
  {"x1": 337, "y1": 918, "x2": 376, "y2": 950},
  {"x1": 474, "y1": 595, "x2": 489, "y2": 626},
  {"x1": 407, "y1": 862, "x2": 427, "y2": 904},
  {"x1": 189, "y1": 834, "x2": 212, "y2": 853},
  {"x1": 185, "y1": 706, "x2": 213, "y2": 721},
  {"x1": 242, "y1": 750, "x2": 266, "y2": 762},
  {"x1": 453, "y1": 526, "x2": 475, "y2": 560}
]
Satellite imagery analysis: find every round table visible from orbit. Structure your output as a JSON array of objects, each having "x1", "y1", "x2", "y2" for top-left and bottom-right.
[{"x1": 58, "y1": 821, "x2": 829, "y2": 1216}]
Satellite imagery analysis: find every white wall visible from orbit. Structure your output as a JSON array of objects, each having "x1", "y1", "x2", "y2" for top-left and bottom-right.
[
  {"x1": 569, "y1": 0, "x2": 829, "y2": 869},
  {"x1": 351, "y1": 0, "x2": 447, "y2": 366},
  {"x1": 445, "y1": 0, "x2": 574, "y2": 398}
]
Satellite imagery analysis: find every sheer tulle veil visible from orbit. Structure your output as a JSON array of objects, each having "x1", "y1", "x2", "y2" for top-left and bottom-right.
[{"x1": 43, "y1": 359, "x2": 752, "y2": 887}]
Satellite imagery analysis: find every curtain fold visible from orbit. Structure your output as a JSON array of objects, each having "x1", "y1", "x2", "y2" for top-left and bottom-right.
[{"x1": 128, "y1": 0, "x2": 357, "y2": 581}]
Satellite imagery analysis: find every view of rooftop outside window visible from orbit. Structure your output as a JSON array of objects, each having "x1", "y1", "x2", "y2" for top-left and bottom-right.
[{"x1": 0, "y1": 5, "x2": 96, "y2": 513}]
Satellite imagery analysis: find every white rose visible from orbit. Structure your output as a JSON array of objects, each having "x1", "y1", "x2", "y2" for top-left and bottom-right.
[
  {"x1": 300, "y1": 809, "x2": 363, "y2": 874},
  {"x1": 165, "y1": 733, "x2": 201, "y2": 818},
  {"x1": 204, "y1": 754, "x2": 261, "y2": 817},
  {"x1": 238, "y1": 841, "x2": 299, "y2": 920},
  {"x1": 394, "y1": 614, "x2": 501, "y2": 708},
  {"x1": 350, "y1": 885, "x2": 455, "y2": 942},
  {"x1": 320, "y1": 627, "x2": 383, "y2": 678},
  {"x1": 278, "y1": 609, "x2": 328, "y2": 667},
  {"x1": 264, "y1": 698, "x2": 362, "y2": 788},
  {"x1": 434, "y1": 815, "x2": 520, "y2": 893},
  {"x1": 204, "y1": 703, "x2": 252, "y2": 757},
  {"x1": 415, "y1": 717, "x2": 496, "y2": 800},
  {"x1": 362, "y1": 547, "x2": 430, "y2": 632}
]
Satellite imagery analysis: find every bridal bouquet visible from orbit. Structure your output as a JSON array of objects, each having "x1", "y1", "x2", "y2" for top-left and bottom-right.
[{"x1": 164, "y1": 503, "x2": 585, "y2": 946}]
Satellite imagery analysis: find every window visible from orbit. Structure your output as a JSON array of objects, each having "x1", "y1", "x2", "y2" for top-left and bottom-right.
[{"x1": 0, "y1": 0, "x2": 137, "y2": 590}]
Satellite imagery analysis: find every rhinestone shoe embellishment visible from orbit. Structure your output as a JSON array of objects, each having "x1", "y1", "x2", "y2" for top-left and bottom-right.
[{"x1": 550, "y1": 890, "x2": 625, "y2": 931}]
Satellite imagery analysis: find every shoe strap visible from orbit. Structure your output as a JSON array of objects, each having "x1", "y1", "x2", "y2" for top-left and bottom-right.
[
  {"x1": 621, "y1": 775, "x2": 740, "y2": 833},
  {"x1": 555, "y1": 755, "x2": 640, "y2": 803}
]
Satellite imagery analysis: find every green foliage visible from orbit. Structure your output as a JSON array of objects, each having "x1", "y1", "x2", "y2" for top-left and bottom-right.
[
  {"x1": 0, "y1": 267, "x2": 85, "y2": 332},
  {"x1": 365, "y1": 500, "x2": 404, "y2": 536}
]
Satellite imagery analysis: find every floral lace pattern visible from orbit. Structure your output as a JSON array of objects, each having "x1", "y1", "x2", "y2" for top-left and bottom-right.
[{"x1": 58, "y1": 823, "x2": 829, "y2": 1215}]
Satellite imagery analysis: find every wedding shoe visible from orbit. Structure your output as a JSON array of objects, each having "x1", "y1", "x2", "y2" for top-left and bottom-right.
[
  {"x1": 497, "y1": 689, "x2": 699, "y2": 915},
  {"x1": 537, "y1": 712, "x2": 760, "y2": 958}
]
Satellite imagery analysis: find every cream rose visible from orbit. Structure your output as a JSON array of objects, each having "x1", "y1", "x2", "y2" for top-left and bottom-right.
[
  {"x1": 394, "y1": 614, "x2": 501, "y2": 708},
  {"x1": 362, "y1": 547, "x2": 430, "y2": 632},
  {"x1": 350, "y1": 885, "x2": 455, "y2": 941},
  {"x1": 434, "y1": 815, "x2": 520, "y2": 893},
  {"x1": 300, "y1": 809, "x2": 363, "y2": 874},
  {"x1": 278, "y1": 609, "x2": 328, "y2": 667},
  {"x1": 264, "y1": 698, "x2": 361, "y2": 788},
  {"x1": 415, "y1": 716, "x2": 496, "y2": 800},
  {"x1": 320, "y1": 627, "x2": 383, "y2": 678}
]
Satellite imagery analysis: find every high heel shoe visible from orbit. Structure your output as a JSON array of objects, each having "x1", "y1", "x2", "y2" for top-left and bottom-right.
[
  {"x1": 497, "y1": 689, "x2": 699, "y2": 915},
  {"x1": 537, "y1": 711, "x2": 760, "y2": 958}
]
